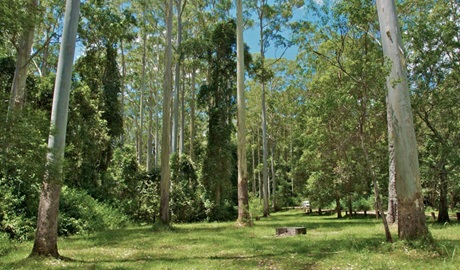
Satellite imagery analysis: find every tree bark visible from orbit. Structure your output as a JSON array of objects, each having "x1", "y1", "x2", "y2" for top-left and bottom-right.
[
  {"x1": 172, "y1": 0, "x2": 183, "y2": 154},
  {"x1": 437, "y1": 164, "x2": 450, "y2": 223},
  {"x1": 252, "y1": 142, "x2": 256, "y2": 194},
  {"x1": 259, "y1": 13, "x2": 270, "y2": 218},
  {"x1": 147, "y1": 88, "x2": 154, "y2": 172},
  {"x1": 236, "y1": 0, "x2": 250, "y2": 225},
  {"x1": 120, "y1": 39, "x2": 126, "y2": 144},
  {"x1": 138, "y1": 16, "x2": 147, "y2": 166},
  {"x1": 376, "y1": 0, "x2": 429, "y2": 240},
  {"x1": 160, "y1": 0, "x2": 174, "y2": 225},
  {"x1": 155, "y1": 93, "x2": 160, "y2": 169},
  {"x1": 8, "y1": 0, "x2": 38, "y2": 113},
  {"x1": 180, "y1": 68, "x2": 185, "y2": 154},
  {"x1": 271, "y1": 139, "x2": 277, "y2": 210},
  {"x1": 336, "y1": 196, "x2": 342, "y2": 218},
  {"x1": 30, "y1": 0, "x2": 79, "y2": 258},
  {"x1": 189, "y1": 66, "x2": 196, "y2": 161},
  {"x1": 386, "y1": 97, "x2": 398, "y2": 225}
]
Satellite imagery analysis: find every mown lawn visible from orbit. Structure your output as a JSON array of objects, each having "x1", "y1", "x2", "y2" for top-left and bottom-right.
[{"x1": 1, "y1": 210, "x2": 459, "y2": 269}]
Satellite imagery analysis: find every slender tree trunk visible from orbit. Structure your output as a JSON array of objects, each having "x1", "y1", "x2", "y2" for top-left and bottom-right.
[
  {"x1": 252, "y1": 142, "x2": 256, "y2": 194},
  {"x1": 271, "y1": 139, "x2": 277, "y2": 210},
  {"x1": 236, "y1": 0, "x2": 250, "y2": 225},
  {"x1": 155, "y1": 98, "x2": 159, "y2": 169},
  {"x1": 347, "y1": 195, "x2": 353, "y2": 218},
  {"x1": 160, "y1": 0, "x2": 174, "y2": 225},
  {"x1": 437, "y1": 164, "x2": 450, "y2": 223},
  {"x1": 8, "y1": 0, "x2": 38, "y2": 113},
  {"x1": 41, "y1": 28, "x2": 51, "y2": 77},
  {"x1": 257, "y1": 130, "x2": 262, "y2": 199},
  {"x1": 120, "y1": 40, "x2": 127, "y2": 144},
  {"x1": 260, "y1": 33, "x2": 270, "y2": 217},
  {"x1": 30, "y1": 0, "x2": 79, "y2": 258},
  {"x1": 180, "y1": 70, "x2": 185, "y2": 154},
  {"x1": 262, "y1": 83, "x2": 269, "y2": 217},
  {"x1": 386, "y1": 97, "x2": 398, "y2": 225},
  {"x1": 360, "y1": 133, "x2": 393, "y2": 242},
  {"x1": 138, "y1": 22, "x2": 147, "y2": 166},
  {"x1": 290, "y1": 138, "x2": 294, "y2": 195},
  {"x1": 172, "y1": 0, "x2": 183, "y2": 154},
  {"x1": 189, "y1": 67, "x2": 196, "y2": 161},
  {"x1": 147, "y1": 90, "x2": 154, "y2": 171},
  {"x1": 336, "y1": 196, "x2": 342, "y2": 218},
  {"x1": 376, "y1": 0, "x2": 429, "y2": 240}
]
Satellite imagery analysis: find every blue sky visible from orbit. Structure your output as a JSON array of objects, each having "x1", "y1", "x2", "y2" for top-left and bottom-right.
[{"x1": 243, "y1": 4, "x2": 308, "y2": 60}]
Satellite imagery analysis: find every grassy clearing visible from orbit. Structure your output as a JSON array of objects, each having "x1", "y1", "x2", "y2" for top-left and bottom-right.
[{"x1": 1, "y1": 210, "x2": 459, "y2": 269}]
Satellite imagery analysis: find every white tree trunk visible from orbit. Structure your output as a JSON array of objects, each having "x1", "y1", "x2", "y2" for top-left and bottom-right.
[
  {"x1": 189, "y1": 67, "x2": 196, "y2": 161},
  {"x1": 147, "y1": 89, "x2": 154, "y2": 172},
  {"x1": 8, "y1": 0, "x2": 38, "y2": 113},
  {"x1": 376, "y1": 0, "x2": 429, "y2": 240},
  {"x1": 172, "y1": 0, "x2": 183, "y2": 154},
  {"x1": 236, "y1": 0, "x2": 250, "y2": 225},
  {"x1": 180, "y1": 70, "x2": 185, "y2": 154},
  {"x1": 258, "y1": 7, "x2": 270, "y2": 217},
  {"x1": 31, "y1": 0, "x2": 79, "y2": 257},
  {"x1": 386, "y1": 96, "x2": 398, "y2": 225},
  {"x1": 160, "y1": 0, "x2": 174, "y2": 225},
  {"x1": 138, "y1": 23, "x2": 147, "y2": 166}
]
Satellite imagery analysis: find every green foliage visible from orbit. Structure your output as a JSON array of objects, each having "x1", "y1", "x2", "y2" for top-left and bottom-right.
[
  {"x1": 104, "y1": 146, "x2": 151, "y2": 219},
  {"x1": 0, "y1": 57, "x2": 15, "y2": 95},
  {"x1": 248, "y1": 194, "x2": 264, "y2": 218},
  {"x1": 101, "y1": 44, "x2": 123, "y2": 139},
  {"x1": 0, "y1": 93, "x2": 48, "y2": 240},
  {"x1": 0, "y1": 177, "x2": 36, "y2": 241},
  {"x1": 170, "y1": 154, "x2": 205, "y2": 223},
  {"x1": 199, "y1": 20, "x2": 238, "y2": 213},
  {"x1": 135, "y1": 170, "x2": 160, "y2": 223},
  {"x1": 352, "y1": 196, "x2": 374, "y2": 213},
  {"x1": 59, "y1": 186, "x2": 130, "y2": 236},
  {"x1": 202, "y1": 198, "x2": 237, "y2": 222}
]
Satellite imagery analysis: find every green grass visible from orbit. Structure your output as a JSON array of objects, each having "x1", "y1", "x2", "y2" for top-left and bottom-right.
[{"x1": 1, "y1": 210, "x2": 459, "y2": 269}]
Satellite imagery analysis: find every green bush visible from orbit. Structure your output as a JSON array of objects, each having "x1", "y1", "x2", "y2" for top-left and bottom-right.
[
  {"x1": 135, "y1": 170, "x2": 160, "y2": 223},
  {"x1": 170, "y1": 154, "x2": 206, "y2": 223},
  {"x1": 353, "y1": 196, "x2": 374, "y2": 214},
  {"x1": 248, "y1": 193, "x2": 264, "y2": 219},
  {"x1": 0, "y1": 177, "x2": 35, "y2": 241},
  {"x1": 59, "y1": 186, "x2": 130, "y2": 235},
  {"x1": 203, "y1": 198, "x2": 237, "y2": 222}
]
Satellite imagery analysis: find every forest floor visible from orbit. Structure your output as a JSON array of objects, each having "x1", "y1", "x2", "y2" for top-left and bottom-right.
[{"x1": 1, "y1": 209, "x2": 459, "y2": 269}]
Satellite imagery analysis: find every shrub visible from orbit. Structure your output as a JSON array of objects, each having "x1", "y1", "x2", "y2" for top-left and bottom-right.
[
  {"x1": 0, "y1": 177, "x2": 35, "y2": 241},
  {"x1": 203, "y1": 198, "x2": 237, "y2": 222},
  {"x1": 170, "y1": 154, "x2": 206, "y2": 223},
  {"x1": 59, "y1": 186, "x2": 130, "y2": 235},
  {"x1": 248, "y1": 193, "x2": 264, "y2": 219},
  {"x1": 135, "y1": 170, "x2": 160, "y2": 223},
  {"x1": 353, "y1": 196, "x2": 374, "y2": 215}
]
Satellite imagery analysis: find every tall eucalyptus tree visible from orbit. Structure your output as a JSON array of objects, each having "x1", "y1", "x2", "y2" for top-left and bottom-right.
[
  {"x1": 30, "y1": 0, "x2": 80, "y2": 257},
  {"x1": 376, "y1": 0, "x2": 429, "y2": 240},
  {"x1": 236, "y1": 0, "x2": 251, "y2": 225},
  {"x1": 8, "y1": 0, "x2": 38, "y2": 113},
  {"x1": 160, "y1": 0, "x2": 174, "y2": 224}
]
